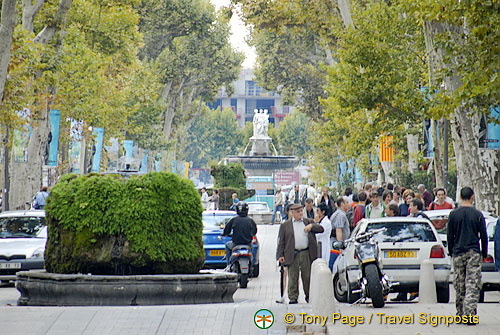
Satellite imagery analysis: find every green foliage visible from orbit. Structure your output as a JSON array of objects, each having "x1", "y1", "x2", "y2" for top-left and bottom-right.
[
  {"x1": 182, "y1": 108, "x2": 242, "y2": 167},
  {"x1": 214, "y1": 187, "x2": 255, "y2": 210},
  {"x1": 277, "y1": 110, "x2": 310, "y2": 157},
  {"x1": 210, "y1": 163, "x2": 246, "y2": 189},
  {"x1": 44, "y1": 172, "x2": 204, "y2": 274},
  {"x1": 402, "y1": 0, "x2": 500, "y2": 122}
]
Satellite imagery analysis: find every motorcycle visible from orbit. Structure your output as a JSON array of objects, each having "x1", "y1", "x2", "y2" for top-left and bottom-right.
[
  {"x1": 227, "y1": 244, "x2": 253, "y2": 288},
  {"x1": 334, "y1": 227, "x2": 396, "y2": 308}
]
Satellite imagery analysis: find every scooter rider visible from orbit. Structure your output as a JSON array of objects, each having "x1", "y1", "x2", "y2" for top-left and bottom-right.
[{"x1": 222, "y1": 202, "x2": 258, "y2": 264}]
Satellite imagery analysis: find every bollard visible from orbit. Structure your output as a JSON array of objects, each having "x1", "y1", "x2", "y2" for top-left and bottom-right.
[
  {"x1": 309, "y1": 259, "x2": 322, "y2": 304},
  {"x1": 310, "y1": 259, "x2": 336, "y2": 315},
  {"x1": 418, "y1": 259, "x2": 437, "y2": 304}
]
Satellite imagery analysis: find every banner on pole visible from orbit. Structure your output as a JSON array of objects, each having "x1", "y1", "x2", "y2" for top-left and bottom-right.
[
  {"x1": 380, "y1": 135, "x2": 393, "y2": 162},
  {"x1": 91, "y1": 127, "x2": 104, "y2": 172},
  {"x1": 47, "y1": 110, "x2": 61, "y2": 166}
]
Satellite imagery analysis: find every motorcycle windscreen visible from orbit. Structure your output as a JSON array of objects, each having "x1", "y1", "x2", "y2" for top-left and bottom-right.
[{"x1": 356, "y1": 243, "x2": 377, "y2": 263}]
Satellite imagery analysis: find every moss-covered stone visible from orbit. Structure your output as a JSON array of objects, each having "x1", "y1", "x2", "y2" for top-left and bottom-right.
[{"x1": 44, "y1": 172, "x2": 205, "y2": 275}]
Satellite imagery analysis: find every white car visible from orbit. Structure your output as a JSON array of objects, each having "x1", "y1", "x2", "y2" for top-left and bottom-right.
[
  {"x1": 423, "y1": 209, "x2": 499, "y2": 301},
  {"x1": 0, "y1": 210, "x2": 46, "y2": 282},
  {"x1": 333, "y1": 217, "x2": 451, "y2": 303},
  {"x1": 247, "y1": 201, "x2": 273, "y2": 225},
  {"x1": 481, "y1": 218, "x2": 499, "y2": 301}
]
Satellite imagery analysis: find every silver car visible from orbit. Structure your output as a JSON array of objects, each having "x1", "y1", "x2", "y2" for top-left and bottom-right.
[
  {"x1": 0, "y1": 210, "x2": 46, "y2": 282},
  {"x1": 247, "y1": 201, "x2": 273, "y2": 225},
  {"x1": 333, "y1": 217, "x2": 451, "y2": 303}
]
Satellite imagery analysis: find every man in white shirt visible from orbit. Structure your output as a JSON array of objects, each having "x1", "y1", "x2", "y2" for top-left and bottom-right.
[
  {"x1": 278, "y1": 204, "x2": 324, "y2": 304},
  {"x1": 200, "y1": 187, "x2": 209, "y2": 209},
  {"x1": 366, "y1": 192, "x2": 385, "y2": 218}
]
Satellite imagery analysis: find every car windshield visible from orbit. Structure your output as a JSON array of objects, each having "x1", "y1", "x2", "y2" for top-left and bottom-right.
[
  {"x1": 366, "y1": 222, "x2": 437, "y2": 243},
  {"x1": 202, "y1": 213, "x2": 237, "y2": 230},
  {"x1": 428, "y1": 216, "x2": 448, "y2": 234},
  {"x1": 0, "y1": 216, "x2": 46, "y2": 238},
  {"x1": 249, "y1": 203, "x2": 269, "y2": 211}
]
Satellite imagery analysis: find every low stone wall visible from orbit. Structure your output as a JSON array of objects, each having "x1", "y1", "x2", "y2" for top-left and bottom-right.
[{"x1": 16, "y1": 270, "x2": 238, "y2": 306}]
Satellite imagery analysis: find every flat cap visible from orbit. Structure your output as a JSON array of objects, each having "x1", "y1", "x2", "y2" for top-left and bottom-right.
[{"x1": 290, "y1": 203, "x2": 303, "y2": 210}]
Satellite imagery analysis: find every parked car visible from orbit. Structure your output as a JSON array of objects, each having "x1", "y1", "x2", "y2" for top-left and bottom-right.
[
  {"x1": 247, "y1": 201, "x2": 273, "y2": 225},
  {"x1": 333, "y1": 217, "x2": 451, "y2": 303},
  {"x1": 0, "y1": 210, "x2": 46, "y2": 282},
  {"x1": 423, "y1": 209, "x2": 499, "y2": 301},
  {"x1": 201, "y1": 210, "x2": 260, "y2": 277}
]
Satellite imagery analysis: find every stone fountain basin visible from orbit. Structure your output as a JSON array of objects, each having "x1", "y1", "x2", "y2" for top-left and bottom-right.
[{"x1": 16, "y1": 270, "x2": 238, "y2": 306}]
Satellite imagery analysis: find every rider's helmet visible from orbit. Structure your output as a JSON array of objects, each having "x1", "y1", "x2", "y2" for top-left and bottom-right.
[{"x1": 236, "y1": 201, "x2": 249, "y2": 217}]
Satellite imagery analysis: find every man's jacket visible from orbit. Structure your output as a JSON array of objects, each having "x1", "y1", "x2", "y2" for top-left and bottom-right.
[{"x1": 277, "y1": 218, "x2": 324, "y2": 266}]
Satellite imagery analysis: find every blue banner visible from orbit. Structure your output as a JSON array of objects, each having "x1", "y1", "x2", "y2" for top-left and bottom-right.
[
  {"x1": 486, "y1": 106, "x2": 500, "y2": 149},
  {"x1": 123, "y1": 140, "x2": 134, "y2": 159},
  {"x1": 91, "y1": 127, "x2": 104, "y2": 172},
  {"x1": 47, "y1": 110, "x2": 60, "y2": 166}
]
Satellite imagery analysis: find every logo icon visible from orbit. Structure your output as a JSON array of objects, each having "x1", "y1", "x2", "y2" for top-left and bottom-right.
[{"x1": 254, "y1": 309, "x2": 274, "y2": 329}]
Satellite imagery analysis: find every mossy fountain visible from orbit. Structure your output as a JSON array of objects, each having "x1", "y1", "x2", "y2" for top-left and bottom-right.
[{"x1": 16, "y1": 172, "x2": 237, "y2": 306}]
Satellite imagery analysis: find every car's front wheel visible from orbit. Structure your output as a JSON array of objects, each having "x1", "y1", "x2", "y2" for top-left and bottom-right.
[
  {"x1": 437, "y1": 283, "x2": 450, "y2": 303},
  {"x1": 333, "y1": 273, "x2": 347, "y2": 302},
  {"x1": 347, "y1": 276, "x2": 361, "y2": 304}
]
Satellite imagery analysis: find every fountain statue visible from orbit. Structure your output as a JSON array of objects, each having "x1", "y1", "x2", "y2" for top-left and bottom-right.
[{"x1": 225, "y1": 109, "x2": 298, "y2": 176}]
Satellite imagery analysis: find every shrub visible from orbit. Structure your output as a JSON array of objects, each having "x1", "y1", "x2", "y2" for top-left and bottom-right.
[{"x1": 44, "y1": 172, "x2": 205, "y2": 275}]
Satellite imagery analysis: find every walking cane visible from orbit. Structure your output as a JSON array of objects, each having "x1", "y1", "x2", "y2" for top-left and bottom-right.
[{"x1": 276, "y1": 263, "x2": 285, "y2": 303}]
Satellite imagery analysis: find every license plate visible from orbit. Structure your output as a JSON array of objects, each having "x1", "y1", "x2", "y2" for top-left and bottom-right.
[
  {"x1": 209, "y1": 250, "x2": 225, "y2": 257},
  {"x1": 385, "y1": 250, "x2": 416, "y2": 258},
  {"x1": 0, "y1": 263, "x2": 21, "y2": 269}
]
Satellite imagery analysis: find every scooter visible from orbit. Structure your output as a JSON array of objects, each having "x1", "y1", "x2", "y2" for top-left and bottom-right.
[
  {"x1": 227, "y1": 244, "x2": 253, "y2": 288},
  {"x1": 334, "y1": 227, "x2": 396, "y2": 308}
]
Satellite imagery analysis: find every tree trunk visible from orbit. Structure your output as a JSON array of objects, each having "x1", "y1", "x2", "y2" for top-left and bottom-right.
[
  {"x1": 380, "y1": 161, "x2": 394, "y2": 184},
  {"x1": 430, "y1": 119, "x2": 443, "y2": 188},
  {"x1": 0, "y1": 0, "x2": 17, "y2": 102},
  {"x1": 22, "y1": 0, "x2": 45, "y2": 34},
  {"x1": 426, "y1": 20, "x2": 499, "y2": 212},
  {"x1": 33, "y1": 0, "x2": 73, "y2": 45},
  {"x1": 9, "y1": 108, "x2": 51, "y2": 209},
  {"x1": 8, "y1": 0, "x2": 73, "y2": 209},
  {"x1": 336, "y1": 0, "x2": 354, "y2": 28},
  {"x1": 405, "y1": 123, "x2": 418, "y2": 173}
]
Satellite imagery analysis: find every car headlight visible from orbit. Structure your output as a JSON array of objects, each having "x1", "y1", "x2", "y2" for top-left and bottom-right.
[{"x1": 31, "y1": 247, "x2": 45, "y2": 259}]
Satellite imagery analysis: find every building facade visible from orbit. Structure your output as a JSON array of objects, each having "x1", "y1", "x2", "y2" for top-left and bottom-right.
[{"x1": 208, "y1": 69, "x2": 293, "y2": 128}]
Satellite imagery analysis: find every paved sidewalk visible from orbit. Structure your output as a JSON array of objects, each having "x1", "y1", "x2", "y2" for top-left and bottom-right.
[{"x1": 0, "y1": 224, "x2": 498, "y2": 335}]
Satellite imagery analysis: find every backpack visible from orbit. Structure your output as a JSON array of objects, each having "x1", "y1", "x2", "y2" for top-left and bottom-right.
[{"x1": 346, "y1": 205, "x2": 358, "y2": 231}]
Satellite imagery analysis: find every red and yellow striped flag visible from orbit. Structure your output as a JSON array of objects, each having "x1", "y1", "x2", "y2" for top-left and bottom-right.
[{"x1": 380, "y1": 135, "x2": 393, "y2": 162}]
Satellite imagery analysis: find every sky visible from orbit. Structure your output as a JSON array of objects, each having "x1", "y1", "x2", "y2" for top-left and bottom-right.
[{"x1": 210, "y1": 0, "x2": 256, "y2": 69}]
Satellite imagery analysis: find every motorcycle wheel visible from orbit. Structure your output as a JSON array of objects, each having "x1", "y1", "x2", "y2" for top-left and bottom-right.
[
  {"x1": 333, "y1": 273, "x2": 347, "y2": 302},
  {"x1": 365, "y1": 264, "x2": 385, "y2": 308},
  {"x1": 239, "y1": 273, "x2": 248, "y2": 288}
]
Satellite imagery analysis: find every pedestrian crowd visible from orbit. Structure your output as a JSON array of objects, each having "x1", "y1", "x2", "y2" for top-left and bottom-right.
[{"x1": 273, "y1": 181, "x2": 496, "y2": 326}]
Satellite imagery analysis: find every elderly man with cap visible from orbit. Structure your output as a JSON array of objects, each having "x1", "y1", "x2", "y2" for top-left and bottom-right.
[{"x1": 278, "y1": 203, "x2": 324, "y2": 304}]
